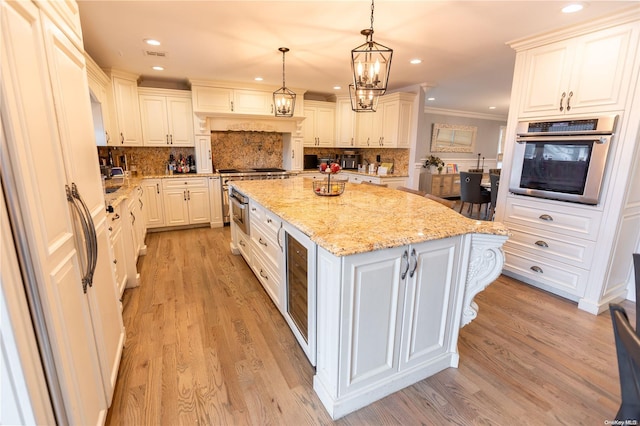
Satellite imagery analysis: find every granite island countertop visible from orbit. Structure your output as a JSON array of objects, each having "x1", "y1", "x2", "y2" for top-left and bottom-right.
[{"x1": 230, "y1": 177, "x2": 509, "y2": 257}]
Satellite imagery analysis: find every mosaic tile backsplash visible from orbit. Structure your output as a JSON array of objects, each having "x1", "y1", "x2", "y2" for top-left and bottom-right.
[{"x1": 210, "y1": 131, "x2": 284, "y2": 169}]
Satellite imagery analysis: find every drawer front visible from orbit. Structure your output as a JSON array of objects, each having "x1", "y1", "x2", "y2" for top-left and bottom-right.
[
  {"x1": 504, "y1": 224, "x2": 595, "y2": 268},
  {"x1": 251, "y1": 222, "x2": 282, "y2": 270},
  {"x1": 162, "y1": 177, "x2": 208, "y2": 189},
  {"x1": 251, "y1": 245, "x2": 282, "y2": 306},
  {"x1": 236, "y1": 228, "x2": 251, "y2": 263},
  {"x1": 503, "y1": 246, "x2": 588, "y2": 298},
  {"x1": 250, "y1": 201, "x2": 282, "y2": 239},
  {"x1": 504, "y1": 196, "x2": 601, "y2": 240}
]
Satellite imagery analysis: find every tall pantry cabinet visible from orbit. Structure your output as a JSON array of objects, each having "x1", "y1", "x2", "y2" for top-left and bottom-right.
[
  {"x1": 1, "y1": 0, "x2": 125, "y2": 424},
  {"x1": 496, "y1": 8, "x2": 640, "y2": 314}
]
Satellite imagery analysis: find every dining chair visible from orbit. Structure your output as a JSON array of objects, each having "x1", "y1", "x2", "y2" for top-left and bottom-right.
[
  {"x1": 489, "y1": 173, "x2": 500, "y2": 220},
  {"x1": 609, "y1": 304, "x2": 640, "y2": 421},
  {"x1": 459, "y1": 172, "x2": 491, "y2": 219}
]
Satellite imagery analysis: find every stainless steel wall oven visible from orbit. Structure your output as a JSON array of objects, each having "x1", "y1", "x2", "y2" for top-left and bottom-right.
[{"x1": 509, "y1": 115, "x2": 618, "y2": 205}]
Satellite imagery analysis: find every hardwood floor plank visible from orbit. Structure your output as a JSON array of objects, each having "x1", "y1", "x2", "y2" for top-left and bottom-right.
[{"x1": 106, "y1": 226, "x2": 631, "y2": 425}]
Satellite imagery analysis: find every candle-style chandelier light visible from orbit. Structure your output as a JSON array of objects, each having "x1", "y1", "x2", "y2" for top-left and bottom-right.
[
  {"x1": 349, "y1": 84, "x2": 379, "y2": 113},
  {"x1": 349, "y1": 0, "x2": 392, "y2": 112},
  {"x1": 273, "y1": 47, "x2": 296, "y2": 117}
]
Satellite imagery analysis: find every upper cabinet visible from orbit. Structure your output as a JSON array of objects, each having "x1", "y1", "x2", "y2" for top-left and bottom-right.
[
  {"x1": 138, "y1": 88, "x2": 194, "y2": 147},
  {"x1": 518, "y1": 23, "x2": 639, "y2": 117},
  {"x1": 355, "y1": 92, "x2": 415, "y2": 148},
  {"x1": 85, "y1": 54, "x2": 113, "y2": 146},
  {"x1": 191, "y1": 84, "x2": 273, "y2": 115},
  {"x1": 335, "y1": 97, "x2": 356, "y2": 148},
  {"x1": 106, "y1": 70, "x2": 143, "y2": 146},
  {"x1": 303, "y1": 100, "x2": 335, "y2": 147}
]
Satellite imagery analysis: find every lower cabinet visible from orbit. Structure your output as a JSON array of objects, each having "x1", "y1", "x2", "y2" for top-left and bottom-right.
[
  {"x1": 208, "y1": 176, "x2": 223, "y2": 227},
  {"x1": 127, "y1": 187, "x2": 147, "y2": 258},
  {"x1": 315, "y1": 236, "x2": 464, "y2": 419},
  {"x1": 420, "y1": 173, "x2": 461, "y2": 198},
  {"x1": 107, "y1": 207, "x2": 127, "y2": 298},
  {"x1": 162, "y1": 178, "x2": 211, "y2": 226},
  {"x1": 141, "y1": 179, "x2": 165, "y2": 228}
]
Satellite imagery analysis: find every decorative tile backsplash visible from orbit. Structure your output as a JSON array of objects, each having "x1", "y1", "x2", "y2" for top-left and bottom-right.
[
  {"x1": 97, "y1": 133, "x2": 409, "y2": 175},
  {"x1": 211, "y1": 131, "x2": 283, "y2": 169}
]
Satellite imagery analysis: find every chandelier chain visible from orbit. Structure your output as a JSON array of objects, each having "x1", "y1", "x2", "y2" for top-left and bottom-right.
[{"x1": 370, "y1": 0, "x2": 375, "y2": 33}]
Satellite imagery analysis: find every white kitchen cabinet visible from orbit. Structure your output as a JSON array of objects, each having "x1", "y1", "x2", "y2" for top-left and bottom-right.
[
  {"x1": 518, "y1": 23, "x2": 638, "y2": 117},
  {"x1": 162, "y1": 178, "x2": 211, "y2": 226},
  {"x1": 355, "y1": 108, "x2": 379, "y2": 147},
  {"x1": 303, "y1": 100, "x2": 335, "y2": 146},
  {"x1": 501, "y1": 195, "x2": 601, "y2": 299},
  {"x1": 85, "y1": 54, "x2": 113, "y2": 146},
  {"x1": 195, "y1": 135, "x2": 213, "y2": 173},
  {"x1": 208, "y1": 177, "x2": 223, "y2": 228},
  {"x1": 250, "y1": 200, "x2": 284, "y2": 310},
  {"x1": 343, "y1": 172, "x2": 406, "y2": 189},
  {"x1": 379, "y1": 93, "x2": 414, "y2": 148},
  {"x1": 138, "y1": 88, "x2": 194, "y2": 147},
  {"x1": 127, "y1": 186, "x2": 147, "y2": 259},
  {"x1": 107, "y1": 207, "x2": 128, "y2": 299},
  {"x1": 283, "y1": 135, "x2": 304, "y2": 171},
  {"x1": 141, "y1": 179, "x2": 165, "y2": 228},
  {"x1": 108, "y1": 70, "x2": 143, "y2": 146},
  {"x1": 190, "y1": 84, "x2": 274, "y2": 115},
  {"x1": 1, "y1": 1, "x2": 124, "y2": 423},
  {"x1": 356, "y1": 92, "x2": 414, "y2": 147},
  {"x1": 335, "y1": 97, "x2": 356, "y2": 147}
]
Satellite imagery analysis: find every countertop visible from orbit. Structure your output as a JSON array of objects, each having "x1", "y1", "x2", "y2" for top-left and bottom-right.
[
  {"x1": 297, "y1": 169, "x2": 409, "y2": 178},
  {"x1": 230, "y1": 177, "x2": 509, "y2": 257}
]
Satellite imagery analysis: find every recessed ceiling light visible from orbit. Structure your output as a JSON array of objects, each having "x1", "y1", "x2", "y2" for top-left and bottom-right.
[
  {"x1": 410, "y1": 59, "x2": 422, "y2": 65},
  {"x1": 144, "y1": 38, "x2": 161, "y2": 46},
  {"x1": 427, "y1": 97, "x2": 435, "y2": 101},
  {"x1": 254, "y1": 77, "x2": 263, "y2": 81},
  {"x1": 333, "y1": 86, "x2": 342, "y2": 90},
  {"x1": 152, "y1": 66, "x2": 164, "y2": 71},
  {"x1": 562, "y1": 3, "x2": 584, "y2": 13},
  {"x1": 489, "y1": 106, "x2": 496, "y2": 110}
]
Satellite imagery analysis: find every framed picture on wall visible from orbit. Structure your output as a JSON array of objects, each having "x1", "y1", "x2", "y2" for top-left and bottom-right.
[{"x1": 431, "y1": 123, "x2": 477, "y2": 153}]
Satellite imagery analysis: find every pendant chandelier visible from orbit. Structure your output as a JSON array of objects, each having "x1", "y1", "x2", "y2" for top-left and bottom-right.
[
  {"x1": 349, "y1": 0, "x2": 392, "y2": 113},
  {"x1": 349, "y1": 84, "x2": 379, "y2": 113},
  {"x1": 273, "y1": 47, "x2": 296, "y2": 117}
]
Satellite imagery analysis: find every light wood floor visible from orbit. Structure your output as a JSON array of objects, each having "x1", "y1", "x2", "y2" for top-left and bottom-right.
[{"x1": 106, "y1": 226, "x2": 634, "y2": 425}]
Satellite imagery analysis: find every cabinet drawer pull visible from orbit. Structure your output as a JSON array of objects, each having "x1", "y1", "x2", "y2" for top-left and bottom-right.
[
  {"x1": 566, "y1": 91, "x2": 573, "y2": 111},
  {"x1": 534, "y1": 240, "x2": 549, "y2": 248},
  {"x1": 539, "y1": 214, "x2": 553, "y2": 221},
  {"x1": 111, "y1": 213, "x2": 120, "y2": 221},
  {"x1": 266, "y1": 218, "x2": 272, "y2": 224},
  {"x1": 530, "y1": 265, "x2": 543, "y2": 273},
  {"x1": 108, "y1": 226, "x2": 113, "y2": 231},
  {"x1": 559, "y1": 92, "x2": 566, "y2": 112},
  {"x1": 239, "y1": 240, "x2": 246, "y2": 247},
  {"x1": 156, "y1": 183, "x2": 160, "y2": 194},
  {"x1": 259, "y1": 269, "x2": 268, "y2": 280},
  {"x1": 120, "y1": 132, "x2": 124, "y2": 144},
  {"x1": 409, "y1": 248, "x2": 418, "y2": 278},
  {"x1": 401, "y1": 250, "x2": 410, "y2": 280},
  {"x1": 230, "y1": 101, "x2": 234, "y2": 112},
  {"x1": 166, "y1": 134, "x2": 169, "y2": 144},
  {"x1": 258, "y1": 237, "x2": 268, "y2": 247}
]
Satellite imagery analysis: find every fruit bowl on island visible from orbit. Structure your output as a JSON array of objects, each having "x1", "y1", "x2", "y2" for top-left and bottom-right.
[{"x1": 314, "y1": 162, "x2": 346, "y2": 196}]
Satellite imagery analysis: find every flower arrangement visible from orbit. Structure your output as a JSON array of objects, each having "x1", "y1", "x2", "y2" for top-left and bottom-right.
[{"x1": 423, "y1": 155, "x2": 445, "y2": 173}]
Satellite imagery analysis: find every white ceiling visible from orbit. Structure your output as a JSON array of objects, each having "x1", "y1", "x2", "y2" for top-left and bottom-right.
[{"x1": 78, "y1": 1, "x2": 636, "y2": 118}]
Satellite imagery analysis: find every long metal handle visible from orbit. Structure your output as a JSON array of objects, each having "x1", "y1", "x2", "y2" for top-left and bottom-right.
[
  {"x1": 409, "y1": 248, "x2": 418, "y2": 278},
  {"x1": 516, "y1": 135, "x2": 610, "y2": 143},
  {"x1": 401, "y1": 250, "x2": 410, "y2": 280},
  {"x1": 277, "y1": 223, "x2": 283, "y2": 252},
  {"x1": 72, "y1": 184, "x2": 97, "y2": 287},
  {"x1": 66, "y1": 185, "x2": 92, "y2": 293}
]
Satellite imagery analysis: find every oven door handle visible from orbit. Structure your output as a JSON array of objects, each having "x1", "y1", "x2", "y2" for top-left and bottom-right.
[{"x1": 516, "y1": 135, "x2": 611, "y2": 143}]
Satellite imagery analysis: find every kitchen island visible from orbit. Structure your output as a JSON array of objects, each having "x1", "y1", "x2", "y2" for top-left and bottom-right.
[{"x1": 229, "y1": 177, "x2": 508, "y2": 419}]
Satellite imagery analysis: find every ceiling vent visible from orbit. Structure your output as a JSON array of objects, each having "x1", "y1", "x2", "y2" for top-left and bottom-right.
[{"x1": 143, "y1": 50, "x2": 167, "y2": 57}]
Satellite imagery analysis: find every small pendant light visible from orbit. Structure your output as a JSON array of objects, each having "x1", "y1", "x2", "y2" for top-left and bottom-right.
[
  {"x1": 349, "y1": 84, "x2": 380, "y2": 113},
  {"x1": 273, "y1": 47, "x2": 296, "y2": 117}
]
